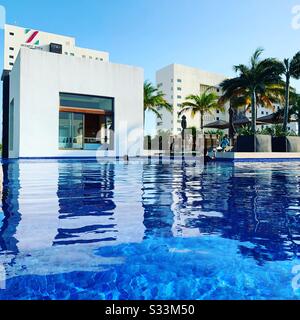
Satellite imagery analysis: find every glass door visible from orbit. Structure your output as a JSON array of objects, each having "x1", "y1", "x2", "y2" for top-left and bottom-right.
[
  {"x1": 72, "y1": 113, "x2": 84, "y2": 149},
  {"x1": 59, "y1": 112, "x2": 84, "y2": 150}
]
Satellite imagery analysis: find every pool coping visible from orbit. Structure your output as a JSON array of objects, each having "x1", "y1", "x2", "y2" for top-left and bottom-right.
[{"x1": 215, "y1": 152, "x2": 300, "y2": 162}]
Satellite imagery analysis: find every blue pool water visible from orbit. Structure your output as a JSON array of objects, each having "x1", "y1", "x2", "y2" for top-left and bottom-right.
[{"x1": 0, "y1": 159, "x2": 300, "y2": 300}]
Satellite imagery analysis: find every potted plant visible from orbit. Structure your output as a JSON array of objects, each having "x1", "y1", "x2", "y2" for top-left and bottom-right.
[
  {"x1": 236, "y1": 126, "x2": 272, "y2": 152},
  {"x1": 271, "y1": 125, "x2": 300, "y2": 152}
]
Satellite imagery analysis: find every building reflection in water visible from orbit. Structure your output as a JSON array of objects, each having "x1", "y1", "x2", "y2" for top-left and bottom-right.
[
  {"x1": 0, "y1": 160, "x2": 145, "y2": 279},
  {"x1": 1, "y1": 159, "x2": 300, "y2": 279},
  {"x1": 0, "y1": 162, "x2": 21, "y2": 256},
  {"x1": 142, "y1": 161, "x2": 175, "y2": 239},
  {"x1": 178, "y1": 162, "x2": 300, "y2": 263}
]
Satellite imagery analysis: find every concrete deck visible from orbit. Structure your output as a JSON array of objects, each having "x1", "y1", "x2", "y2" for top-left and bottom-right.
[{"x1": 216, "y1": 152, "x2": 300, "y2": 162}]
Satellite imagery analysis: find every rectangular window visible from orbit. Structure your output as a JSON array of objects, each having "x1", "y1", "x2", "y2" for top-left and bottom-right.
[
  {"x1": 70, "y1": 53, "x2": 75, "y2": 56},
  {"x1": 177, "y1": 79, "x2": 182, "y2": 83},
  {"x1": 9, "y1": 47, "x2": 14, "y2": 51},
  {"x1": 9, "y1": 32, "x2": 14, "y2": 36},
  {"x1": 59, "y1": 112, "x2": 84, "y2": 150},
  {"x1": 9, "y1": 100, "x2": 14, "y2": 151},
  {"x1": 216, "y1": 110, "x2": 220, "y2": 114},
  {"x1": 59, "y1": 93, "x2": 114, "y2": 151},
  {"x1": 177, "y1": 87, "x2": 182, "y2": 91},
  {"x1": 177, "y1": 95, "x2": 182, "y2": 99},
  {"x1": 60, "y1": 93, "x2": 114, "y2": 111},
  {"x1": 9, "y1": 62, "x2": 14, "y2": 66},
  {"x1": 9, "y1": 55, "x2": 14, "y2": 59},
  {"x1": 216, "y1": 117, "x2": 220, "y2": 121},
  {"x1": 100, "y1": 58, "x2": 103, "y2": 61}
]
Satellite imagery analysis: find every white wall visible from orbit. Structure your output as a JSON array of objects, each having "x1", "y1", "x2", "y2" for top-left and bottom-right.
[
  {"x1": 10, "y1": 48, "x2": 144, "y2": 158},
  {"x1": 8, "y1": 54, "x2": 21, "y2": 158}
]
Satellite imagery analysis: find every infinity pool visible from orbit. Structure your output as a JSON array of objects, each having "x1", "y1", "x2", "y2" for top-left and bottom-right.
[{"x1": 0, "y1": 159, "x2": 300, "y2": 300}]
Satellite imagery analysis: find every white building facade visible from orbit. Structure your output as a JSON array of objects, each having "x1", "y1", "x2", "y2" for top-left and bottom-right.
[
  {"x1": 156, "y1": 64, "x2": 229, "y2": 136},
  {"x1": 3, "y1": 25, "x2": 144, "y2": 159}
]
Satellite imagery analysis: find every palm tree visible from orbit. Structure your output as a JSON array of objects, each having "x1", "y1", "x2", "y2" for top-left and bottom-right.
[
  {"x1": 219, "y1": 48, "x2": 282, "y2": 133},
  {"x1": 276, "y1": 52, "x2": 300, "y2": 132},
  {"x1": 144, "y1": 81, "x2": 172, "y2": 121},
  {"x1": 179, "y1": 88, "x2": 223, "y2": 133}
]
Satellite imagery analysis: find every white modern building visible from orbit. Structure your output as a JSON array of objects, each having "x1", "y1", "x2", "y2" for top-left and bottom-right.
[
  {"x1": 156, "y1": 64, "x2": 229, "y2": 135},
  {"x1": 2, "y1": 24, "x2": 144, "y2": 159},
  {"x1": 156, "y1": 64, "x2": 299, "y2": 136}
]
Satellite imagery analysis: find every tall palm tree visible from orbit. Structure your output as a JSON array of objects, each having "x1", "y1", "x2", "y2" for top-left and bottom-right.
[
  {"x1": 144, "y1": 81, "x2": 172, "y2": 121},
  {"x1": 219, "y1": 48, "x2": 282, "y2": 133},
  {"x1": 179, "y1": 88, "x2": 223, "y2": 133},
  {"x1": 276, "y1": 52, "x2": 300, "y2": 132}
]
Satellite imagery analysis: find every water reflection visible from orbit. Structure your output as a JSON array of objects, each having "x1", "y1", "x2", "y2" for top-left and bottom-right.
[
  {"x1": 0, "y1": 162, "x2": 21, "y2": 255},
  {"x1": 55, "y1": 161, "x2": 117, "y2": 246},
  {"x1": 181, "y1": 162, "x2": 300, "y2": 263},
  {"x1": 0, "y1": 159, "x2": 300, "y2": 281},
  {"x1": 0, "y1": 160, "x2": 145, "y2": 279}
]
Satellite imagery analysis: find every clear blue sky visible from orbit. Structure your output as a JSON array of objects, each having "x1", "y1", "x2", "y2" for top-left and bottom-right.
[{"x1": 1, "y1": 0, "x2": 300, "y2": 135}]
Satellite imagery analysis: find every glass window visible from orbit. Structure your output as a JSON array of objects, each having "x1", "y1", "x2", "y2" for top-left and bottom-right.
[
  {"x1": 59, "y1": 112, "x2": 84, "y2": 150},
  {"x1": 9, "y1": 100, "x2": 14, "y2": 151},
  {"x1": 59, "y1": 93, "x2": 114, "y2": 151},
  {"x1": 9, "y1": 47, "x2": 14, "y2": 51},
  {"x1": 9, "y1": 55, "x2": 14, "y2": 59},
  {"x1": 9, "y1": 62, "x2": 14, "y2": 66},
  {"x1": 60, "y1": 93, "x2": 114, "y2": 112},
  {"x1": 177, "y1": 79, "x2": 182, "y2": 83},
  {"x1": 9, "y1": 32, "x2": 14, "y2": 36}
]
